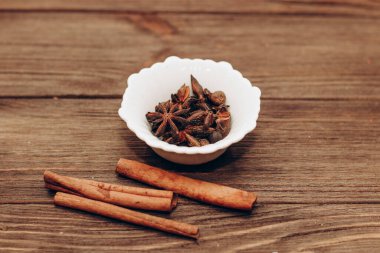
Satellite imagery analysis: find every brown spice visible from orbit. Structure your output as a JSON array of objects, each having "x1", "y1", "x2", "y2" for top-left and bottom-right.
[
  {"x1": 146, "y1": 75, "x2": 231, "y2": 146},
  {"x1": 44, "y1": 170, "x2": 177, "y2": 212},
  {"x1": 54, "y1": 192, "x2": 199, "y2": 239},
  {"x1": 116, "y1": 158, "x2": 257, "y2": 211}
]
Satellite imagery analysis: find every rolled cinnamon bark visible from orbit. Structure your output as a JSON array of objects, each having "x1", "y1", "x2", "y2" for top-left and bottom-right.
[
  {"x1": 44, "y1": 172, "x2": 173, "y2": 199},
  {"x1": 45, "y1": 182, "x2": 78, "y2": 195},
  {"x1": 54, "y1": 192, "x2": 199, "y2": 239},
  {"x1": 116, "y1": 159, "x2": 256, "y2": 211},
  {"x1": 44, "y1": 171, "x2": 177, "y2": 211},
  {"x1": 79, "y1": 178, "x2": 173, "y2": 199}
]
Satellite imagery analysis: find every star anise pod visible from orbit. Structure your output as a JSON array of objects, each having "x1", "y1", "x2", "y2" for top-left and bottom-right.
[
  {"x1": 184, "y1": 133, "x2": 201, "y2": 147},
  {"x1": 199, "y1": 139, "x2": 210, "y2": 146},
  {"x1": 146, "y1": 101, "x2": 189, "y2": 137},
  {"x1": 204, "y1": 88, "x2": 226, "y2": 106},
  {"x1": 171, "y1": 84, "x2": 198, "y2": 110},
  {"x1": 190, "y1": 75, "x2": 212, "y2": 111},
  {"x1": 167, "y1": 125, "x2": 216, "y2": 147},
  {"x1": 163, "y1": 130, "x2": 200, "y2": 147},
  {"x1": 190, "y1": 75, "x2": 205, "y2": 101},
  {"x1": 215, "y1": 106, "x2": 231, "y2": 137},
  {"x1": 209, "y1": 131, "x2": 223, "y2": 143},
  {"x1": 203, "y1": 111, "x2": 214, "y2": 128},
  {"x1": 171, "y1": 131, "x2": 201, "y2": 147},
  {"x1": 186, "y1": 110, "x2": 207, "y2": 125},
  {"x1": 184, "y1": 125, "x2": 215, "y2": 139},
  {"x1": 211, "y1": 104, "x2": 230, "y2": 114},
  {"x1": 186, "y1": 105, "x2": 215, "y2": 129}
]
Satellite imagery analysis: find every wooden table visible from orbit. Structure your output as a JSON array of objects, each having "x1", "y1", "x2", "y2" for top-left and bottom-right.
[{"x1": 1, "y1": 1, "x2": 379, "y2": 252}]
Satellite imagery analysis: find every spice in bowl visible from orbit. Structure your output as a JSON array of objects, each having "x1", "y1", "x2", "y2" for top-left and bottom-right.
[{"x1": 145, "y1": 75, "x2": 231, "y2": 147}]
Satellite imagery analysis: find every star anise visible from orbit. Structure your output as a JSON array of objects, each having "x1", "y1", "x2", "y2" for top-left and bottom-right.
[
  {"x1": 171, "y1": 84, "x2": 198, "y2": 110},
  {"x1": 146, "y1": 101, "x2": 189, "y2": 137},
  {"x1": 186, "y1": 110, "x2": 207, "y2": 125},
  {"x1": 171, "y1": 131, "x2": 201, "y2": 147},
  {"x1": 146, "y1": 75, "x2": 231, "y2": 147},
  {"x1": 165, "y1": 130, "x2": 201, "y2": 147},
  {"x1": 190, "y1": 75, "x2": 211, "y2": 111},
  {"x1": 215, "y1": 106, "x2": 231, "y2": 137},
  {"x1": 204, "y1": 88, "x2": 226, "y2": 106},
  {"x1": 185, "y1": 125, "x2": 215, "y2": 138},
  {"x1": 165, "y1": 125, "x2": 216, "y2": 147}
]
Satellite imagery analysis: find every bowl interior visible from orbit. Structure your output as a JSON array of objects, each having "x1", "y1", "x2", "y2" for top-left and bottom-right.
[{"x1": 121, "y1": 57, "x2": 260, "y2": 153}]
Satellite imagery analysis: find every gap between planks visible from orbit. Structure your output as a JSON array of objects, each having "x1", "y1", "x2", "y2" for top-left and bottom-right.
[
  {"x1": 0, "y1": 8, "x2": 378, "y2": 20},
  {"x1": 3, "y1": 201, "x2": 380, "y2": 205},
  {"x1": 0, "y1": 95, "x2": 379, "y2": 102}
]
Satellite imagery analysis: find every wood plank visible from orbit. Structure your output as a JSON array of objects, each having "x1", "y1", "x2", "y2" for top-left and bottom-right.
[
  {"x1": 1, "y1": 203, "x2": 380, "y2": 252},
  {"x1": 0, "y1": 12, "x2": 379, "y2": 99},
  {"x1": 0, "y1": 12, "x2": 162, "y2": 98},
  {"x1": 1, "y1": 99, "x2": 379, "y2": 204},
  {"x1": 1, "y1": 0, "x2": 380, "y2": 17}
]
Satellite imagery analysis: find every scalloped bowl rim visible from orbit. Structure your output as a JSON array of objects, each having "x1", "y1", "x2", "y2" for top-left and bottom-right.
[{"x1": 119, "y1": 56, "x2": 261, "y2": 155}]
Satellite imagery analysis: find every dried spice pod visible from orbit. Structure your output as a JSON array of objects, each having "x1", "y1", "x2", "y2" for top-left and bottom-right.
[
  {"x1": 216, "y1": 107, "x2": 231, "y2": 137},
  {"x1": 203, "y1": 111, "x2": 214, "y2": 128},
  {"x1": 146, "y1": 75, "x2": 231, "y2": 147},
  {"x1": 177, "y1": 84, "x2": 190, "y2": 102},
  {"x1": 187, "y1": 110, "x2": 207, "y2": 125},
  {"x1": 199, "y1": 139, "x2": 210, "y2": 146},
  {"x1": 171, "y1": 84, "x2": 191, "y2": 110},
  {"x1": 216, "y1": 118, "x2": 231, "y2": 137},
  {"x1": 183, "y1": 96, "x2": 199, "y2": 110},
  {"x1": 209, "y1": 131, "x2": 223, "y2": 143},
  {"x1": 196, "y1": 101, "x2": 211, "y2": 111},
  {"x1": 204, "y1": 89, "x2": 226, "y2": 106},
  {"x1": 191, "y1": 75, "x2": 205, "y2": 100},
  {"x1": 191, "y1": 75, "x2": 213, "y2": 111},
  {"x1": 185, "y1": 133, "x2": 201, "y2": 147},
  {"x1": 185, "y1": 126, "x2": 215, "y2": 139},
  {"x1": 211, "y1": 104, "x2": 230, "y2": 114},
  {"x1": 146, "y1": 101, "x2": 189, "y2": 136}
]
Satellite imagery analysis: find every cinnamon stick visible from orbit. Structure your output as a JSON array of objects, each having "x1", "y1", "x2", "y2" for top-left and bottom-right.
[
  {"x1": 45, "y1": 172, "x2": 174, "y2": 199},
  {"x1": 45, "y1": 182, "x2": 78, "y2": 195},
  {"x1": 44, "y1": 171, "x2": 177, "y2": 212},
  {"x1": 79, "y1": 178, "x2": 173, "y2": 199},
  {"x1": 116, "y1": 159, "x2": 256, "y2": 211},
  {"x1": 54, "y1": 192, "x2": 199, "y2": 239}
]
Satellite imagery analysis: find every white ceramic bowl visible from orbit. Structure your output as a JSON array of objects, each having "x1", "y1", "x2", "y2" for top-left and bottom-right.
[{"x1": 119, "y1": 56, "x2": 261, "y2": 165}]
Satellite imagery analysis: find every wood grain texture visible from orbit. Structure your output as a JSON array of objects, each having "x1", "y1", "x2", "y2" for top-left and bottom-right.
[
  {"x1": 1, "y1": 0, "x2": 380, "y2": 17},
  {"x1": 1, "y1": 99, "x2": 379, "y2": 204},
  {"x1": 1, "y1": 203, "x2": 380, "y2": 252},
  {"x1": 0, "y1": 12, "x2": 379, "y2": 99}
]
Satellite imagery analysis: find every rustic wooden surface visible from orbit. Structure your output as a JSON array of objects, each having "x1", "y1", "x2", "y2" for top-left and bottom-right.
[{"x1": 0, "y1": 1, "x2": 379, "y2": 252}]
